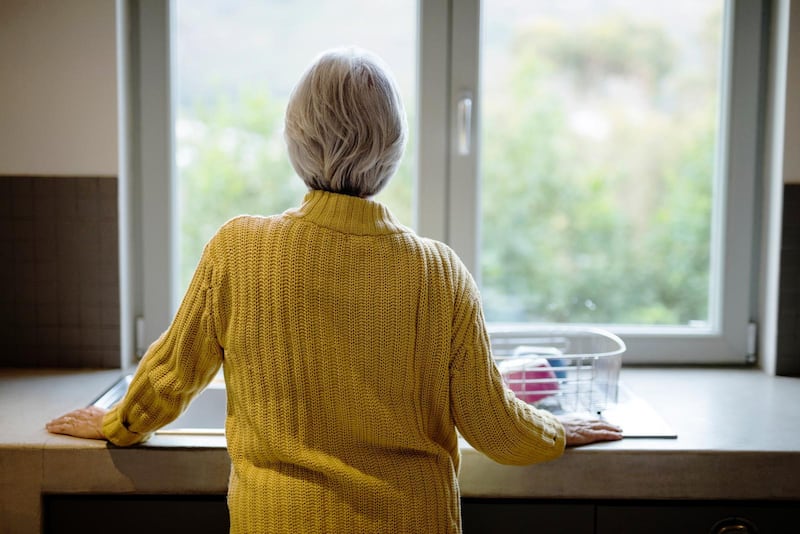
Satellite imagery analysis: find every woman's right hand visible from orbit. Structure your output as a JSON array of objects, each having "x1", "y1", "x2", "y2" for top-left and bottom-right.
[
  {"x1": 46, "y1": 406, "x2": 108, "y2": 440},
  {"x1": 557, "y1": 414, "x2": 623, "y2": 447}
]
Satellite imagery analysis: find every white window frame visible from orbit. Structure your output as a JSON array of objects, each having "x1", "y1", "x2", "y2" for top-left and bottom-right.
[
  {"x1": 449, "y1": 0, "x2": 766, "y2": 364},
  {"x1": 119, "y1": 0, "x2": 768, "y2": 367}
]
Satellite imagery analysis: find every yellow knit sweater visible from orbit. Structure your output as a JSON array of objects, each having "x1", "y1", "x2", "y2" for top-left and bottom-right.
[{"x1": 103, "y1": 189, "x2": 566, "y2": 533}]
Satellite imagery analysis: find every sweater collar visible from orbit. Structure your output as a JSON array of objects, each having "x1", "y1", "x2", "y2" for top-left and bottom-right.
[{"x1": 287, "y1": 189, "x2": 409, "y2": 236}]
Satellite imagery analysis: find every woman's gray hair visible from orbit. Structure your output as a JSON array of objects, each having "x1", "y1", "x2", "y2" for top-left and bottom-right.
[{"x1": 284, "y1": 47, "x2": 408, "y2": 198}]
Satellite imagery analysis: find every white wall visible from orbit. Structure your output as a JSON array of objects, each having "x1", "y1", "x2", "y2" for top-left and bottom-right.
[
  {"x1": 785, "y1": 1, "x2": 800, "y2": 184},
  {"x1": 0, "y1": 0, "x2": 117, "y2": 176}
]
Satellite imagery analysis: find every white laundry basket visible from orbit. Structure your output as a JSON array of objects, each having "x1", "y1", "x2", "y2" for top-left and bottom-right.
[{"x1": 491, "y1": 326, "x2": 625, "y2": 415}]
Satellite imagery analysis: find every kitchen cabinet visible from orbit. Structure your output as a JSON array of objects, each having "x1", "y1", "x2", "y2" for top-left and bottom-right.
[
  {"x1": 43, "y1": 494, "x2": 230, "y2": 534},
  {"x1": 595, "y1": 501, "x2": 796, "y2": 534},
  {"x1": 462, "y1": 498, "x2": 798, "y2": 534},
  {"x1": 44, "y1": 496, "x2": 797, "y2": 533},
  {"x1": 461, "y1": 499, "x2": 594, "y2": 533}
]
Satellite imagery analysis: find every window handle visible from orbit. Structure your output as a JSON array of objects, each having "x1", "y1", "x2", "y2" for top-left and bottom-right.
[{"x1": 457, "y1": 93, "x2": 473, "y2": 156}]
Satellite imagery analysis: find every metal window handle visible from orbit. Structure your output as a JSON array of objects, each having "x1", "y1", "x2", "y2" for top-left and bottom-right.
[{"x1": 457, "y1": 94, "x2": 473, "y2": 156}]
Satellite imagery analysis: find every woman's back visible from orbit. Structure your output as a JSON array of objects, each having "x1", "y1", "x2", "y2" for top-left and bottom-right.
[{"x1": 217, "y1": 191, "x2": 464, "y2": 532}]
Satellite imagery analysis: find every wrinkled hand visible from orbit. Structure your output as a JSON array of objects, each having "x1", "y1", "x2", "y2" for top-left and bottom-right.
[
  {"x1": 557, "y1": 414, "x2": 623, "y2": 447},
  {"x1": 46, "y1": 406, "x2": 108, "y2": 440}
]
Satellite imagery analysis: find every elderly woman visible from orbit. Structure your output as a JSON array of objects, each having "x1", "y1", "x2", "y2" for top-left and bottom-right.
[{"x1": 47, "y1": 47, "x2": 622, "y2": 533}]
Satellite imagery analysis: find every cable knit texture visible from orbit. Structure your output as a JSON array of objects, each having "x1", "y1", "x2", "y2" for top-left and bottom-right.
[{"x1": 103, "y1": 189, "x2": 566, "y2": 533}]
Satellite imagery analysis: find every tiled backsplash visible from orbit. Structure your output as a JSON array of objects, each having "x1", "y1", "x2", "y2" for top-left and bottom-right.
[
  {"x1": 777, "y1": 184, "x2": 800, "y2": 374},
  {"x1": 0, "y1": 176, "x2": 119, "y2": 368}
]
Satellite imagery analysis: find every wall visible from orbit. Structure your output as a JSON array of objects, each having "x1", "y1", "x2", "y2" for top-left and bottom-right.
[
  {"x1": 0, "y1": 0, "x2": 119, "y2": 367},
  {"x1": 0, "y1": 0, "x2": 118, "y2": 175},
  {"x1": 0, "y1": 176, "x2": 119, "y2": 367},
  {"x1": 783, "y1": 0, "x2": 800, "y2": 185}
]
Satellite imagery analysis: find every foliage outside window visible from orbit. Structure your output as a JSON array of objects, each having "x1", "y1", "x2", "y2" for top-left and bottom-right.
[{"x1": 175, "y1": 1, "x2": 723, "y2": 329}]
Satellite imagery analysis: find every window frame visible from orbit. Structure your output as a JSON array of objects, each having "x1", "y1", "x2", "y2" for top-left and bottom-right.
[{"x1": 122, "y1": 0, "x2": 768, "y2": 366}]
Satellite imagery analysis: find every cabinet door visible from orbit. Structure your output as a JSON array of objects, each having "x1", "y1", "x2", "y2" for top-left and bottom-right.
[
  {"x1": 596, "y1": 501, "x2": 797, "y2": 534},
  {"x1": 461, "y1": 498, "x2": 595, "y2": 534},
  {"x1": 43, "y1": 494, "x2": 229, "y2": 534}
]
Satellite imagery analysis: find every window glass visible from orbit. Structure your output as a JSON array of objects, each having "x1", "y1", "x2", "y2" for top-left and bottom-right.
[
  {"x1": 479, "y1": 0, "x2": 724, "y2": 326},
  {"x1": 174, "y1": 0, "x2": 417, "y2": 294}
]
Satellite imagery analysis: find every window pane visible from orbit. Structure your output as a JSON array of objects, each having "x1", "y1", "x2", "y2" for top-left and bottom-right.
[
  {"x1": 479, "y1": 0, "x2": 724, "y2": 326},
  {"x1": 174, "y1": 0, "x2": 417, "y2": 295}
]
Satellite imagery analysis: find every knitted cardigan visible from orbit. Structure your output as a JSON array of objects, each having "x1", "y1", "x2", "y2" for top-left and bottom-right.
[{"x1": 103, "y1": 189, "x2": 566, "y2": 533}]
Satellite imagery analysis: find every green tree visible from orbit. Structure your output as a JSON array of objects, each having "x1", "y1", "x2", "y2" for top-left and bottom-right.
[
  {"x1": 480, "y1": 10, "x2": 718, "y2": 326},
  {"x1": 177, "y1": 8, "x2": 720, "y2": 327}
]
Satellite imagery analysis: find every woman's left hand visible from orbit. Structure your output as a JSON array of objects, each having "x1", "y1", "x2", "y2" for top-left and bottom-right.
[
  {"x1": 557, "y1": 414, "x2": 623, "y2": 447},
  {"x1": 46, "y1": 406, "x2": 108, "y2": 440}
]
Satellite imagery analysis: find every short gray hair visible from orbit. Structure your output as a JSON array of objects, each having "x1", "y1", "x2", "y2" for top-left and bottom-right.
[{"x1": 284, "y1": 47, "x2": 408, "y2": 198}]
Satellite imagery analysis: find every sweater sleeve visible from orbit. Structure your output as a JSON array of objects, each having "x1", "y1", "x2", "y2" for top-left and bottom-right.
[
  {"x1": 448, "y1": 265, "x2": 566, "y2": 465},
  {"x1": 103, "y1": 240, "x2": 224, "y2": 446}
]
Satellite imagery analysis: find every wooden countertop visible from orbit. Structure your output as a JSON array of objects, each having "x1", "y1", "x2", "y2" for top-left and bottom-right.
[{"x1": 2, "y1": 367, "x2": 799, "y2": 532}]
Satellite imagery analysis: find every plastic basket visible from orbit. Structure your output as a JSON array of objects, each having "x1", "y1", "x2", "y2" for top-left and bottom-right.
[{"x1": 492, "y1": 326, "x2": 625, "y2": 415}]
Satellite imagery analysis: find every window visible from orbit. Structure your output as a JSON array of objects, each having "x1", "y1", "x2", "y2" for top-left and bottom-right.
[
  {"x1": 174, "y1": 0, "x2": 418, "y2": 291},
  {"x1": 478, "y1": 1, "x2": 725, "y2": 327},
  {"x1": 126, "y1": 0, "x2": 766, "y2": 364}
]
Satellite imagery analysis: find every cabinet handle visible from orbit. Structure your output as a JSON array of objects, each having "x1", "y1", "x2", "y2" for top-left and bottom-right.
[
  {"x1": 456, "y1": 93, "x2": 473, "y2": 156},
  {"x1": 710, "y1": 517, "x2": 759, "y2": 534}
]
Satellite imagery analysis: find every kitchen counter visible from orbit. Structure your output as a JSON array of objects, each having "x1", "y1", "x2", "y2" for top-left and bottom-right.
[{"x1": 2, "y1": 367, "x2": 800, "y2": 532}]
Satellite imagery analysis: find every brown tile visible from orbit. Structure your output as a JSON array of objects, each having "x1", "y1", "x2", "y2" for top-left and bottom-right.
[
  {"x1": 57, "y1": 303, "x2": 81, "y2": 327},
  {"x1": 0, "y1": 177, "x2": 12, "y2": 215},
  {"x1": 77, "y1": 196, "x2": 99, "y2": 220},
  {"x1": 2, "y1": 176, "x2": 120, "y2": 368},
  {"x1": 34, "y1": 192, "x2": 57, "y2": 218},
  {"x1": 97, "y1": 326, "x2": 120, "y2": 348},
  {"x1": 100, "y1": 183, "x2": 118, "y2": 218},
  {"x1": 13, "y1": 304, "x2": 36, "y2": 328},
  {"x1": 18, "y1": 322, "x2": 38, "y2": 342},
  {"x1": 18, "y1": 261, "x2": 39, "y2": 286},
  {"x1": 79, "y1": 306, "x2": 102, "y2": 327},
  {"x1": 56, "y1": 347, "x2": 84, "y2": 367},
  {"x1": 99, "y1": 220, "x2": 117, "y2": 256},
  {"x1": 36, "y1": 346, "x2": 60, "y2": 367},
  {"x1": 38, "y1": 326, "x2": 60, "y2": 347},
  {"x1": 34, "y1": 262, "x2": 59, "y2": 286},
  {"x1": 36, "y1": 280, "x2": 60, "y2": 304},
  {"x1": 36, "y1": 303, "x2": 59, "y2": 326},
  {"x1": 0, "y1": 242, "x2": 15, "y2": 263},
  {"x1": 15, "y1": 238, "x2": 37, "y2": 262},
  {"x1": 54, "y1": 179, "x2": 78, "y2": 218},
  {"x1": 99, "y1": 265, "x2": 119, "y2": 286},
  {"x1": 100, "y1": 305, "x2": 120, "y2": 326},
  {"x1": 58, "y1": 326, "x2": 82, "y2": 346},
  {"x1": 13, "y1": 283, "x2": 37, "y2": 305},
  {"x1": 12, "y1": 218, "x2": 35, "y2": 239},
  {"x1": 102, "y1": 349, "x2": 121, "y2": 368},
  {"x1": 57, "y1": 281, "x2": 82, "y2": 304},
  {"x1": 34, "y1": 234, "x2": 58, "y2": 261},
  {"x1": 77, "y1": 348, "x2": 105, "y2": 368},
  {"x1": 11, "y1": 178, "x2": 34, "y2": 218}
]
